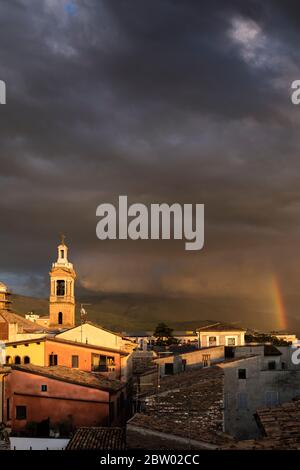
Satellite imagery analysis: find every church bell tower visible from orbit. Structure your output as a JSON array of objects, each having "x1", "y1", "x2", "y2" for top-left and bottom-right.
[
  {"x1": 49, "y1": 235, "x2": 76, "y2": 329},
  {"x1": 0, "y1": 282, "x2": 12, "y2": 311}
]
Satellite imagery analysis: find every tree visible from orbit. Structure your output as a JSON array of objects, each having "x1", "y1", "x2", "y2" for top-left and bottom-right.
[
  {"x1": 153, "y1": 322, "x2": 178, "y2": 346},
  {"x1": 245, "y1": 332, "x2": 291, "y2": 346}
]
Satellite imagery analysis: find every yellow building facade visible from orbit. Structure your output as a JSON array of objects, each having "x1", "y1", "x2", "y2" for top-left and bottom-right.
[{"x1": 5, "y1": 339, "x2": 45, "y2": 366}]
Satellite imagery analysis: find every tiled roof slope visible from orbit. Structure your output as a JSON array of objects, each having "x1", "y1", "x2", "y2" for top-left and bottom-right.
[
  {"x1": 223, "y1": 398, "x2": 300, "y2": 449},
  {"x1": 11, "y1": 364, "x2": 124, "y2": 392},
  {"x1": 255, "y1": 398, "x2": 300, "y2": 447},
  {"x1": 66, "y1": 427, "x2": 126, "y2": 450},
  {"x1": 0, "y1": 310, "x2": 46, "y2": 332},
  {"x1": 129, "y1": 366, "x2": 233, "y2": 446}
]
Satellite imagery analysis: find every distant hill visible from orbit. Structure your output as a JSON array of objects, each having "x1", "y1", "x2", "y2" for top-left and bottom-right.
[{"x1": 11, "y1": 292, "x2": 300, "y2": 334}]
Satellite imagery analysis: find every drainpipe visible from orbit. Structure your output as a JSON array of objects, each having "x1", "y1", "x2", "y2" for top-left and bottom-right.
[
  {"x1": 1, "y1": 372, "x2": 9, "y2": 424},
  {"x1": 1, "y1": 374, "x2": 3, "y2": 423}
]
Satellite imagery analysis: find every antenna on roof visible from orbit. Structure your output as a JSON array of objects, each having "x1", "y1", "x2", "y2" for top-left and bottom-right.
[
  {"x1": 80, "y1": 303, "x2": 91, "y2": 343},
  {"x1": 80, "y1": 304, "x2": 90, "y2": 324}
]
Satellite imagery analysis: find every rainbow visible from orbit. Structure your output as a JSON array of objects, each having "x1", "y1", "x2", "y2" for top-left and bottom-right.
[{"x1": 271, "y1": 275, "x2": 288, "y2": 331}]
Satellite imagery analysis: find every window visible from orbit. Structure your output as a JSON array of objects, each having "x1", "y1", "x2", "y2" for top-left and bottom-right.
[
  {"x1": 208, "y1": 336, "x2": 217, "y2": 346},
  {"x1": 6, "y1": 398, "x2": 10, "y2": 421},
  {"x1": 238, "y1": 368, "x2": 246, "y2": 379},
  {"x1": 41, "y1": 385, "x2": 47, "y2": 392},
  {"x1": 49, "y1": 354, "x2": 58, "y2": 366},
  {"x1": 91, "y1": 354, "x2": 115, "y2": 372},
  {"x1": 60, "y1": 250, "x2": 64, "y2": 258},
  {"x1": 107, "y1": 356, "x2": 115, "y2": 368},
  {"x1": 72, "y1": 355, "x2": 79, "y2": 368},
  {"x1": 265, "y1": 391, "x2": 279, "y2": 407},
  {"x1": 58, "y1": 312, "x2": 63, "y2": 325},
  {"x1": 268, "y1": 361, "x2": 276, "y2": 370},
  {"x1": 56, "y1": 280, "x2": 65, "y2": 296},
  {"x1": 165, "y1": 363, "x2": 174, "y2": 375},
  {"x1": 14, "y1": 356, "x2": 21, "y2": 364},
  {"x1": 202, "y1": 354, "x2": 211, "y2": 368},
  {"x1": 237, "y1": 392, "x2": 248, "y2": 410},
  {"x1": 23, "y1": 356, "x2": 30, "y2": 364},
  {"x1": 16, "y1": 405, "x2": 27, "y2": 420},
  {"x1": 227, "y1": 337, "x2": 236, "y2": 346}
]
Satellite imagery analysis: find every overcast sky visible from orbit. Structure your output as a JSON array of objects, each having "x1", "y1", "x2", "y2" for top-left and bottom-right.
[{"x1": 1, "y1": 0, "x2": 300, "y2": 318}]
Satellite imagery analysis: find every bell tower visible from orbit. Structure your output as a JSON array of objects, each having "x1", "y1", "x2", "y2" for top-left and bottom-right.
[
  {"x1": 49, "y1": 235, "x2": 76, "y2": 329},
  {"x1": 0, "y1": 282, "x2": 12, "y2": 311}
]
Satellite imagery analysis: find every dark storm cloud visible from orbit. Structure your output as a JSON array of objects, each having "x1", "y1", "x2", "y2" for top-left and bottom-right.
[{"x1": 1, "y1": 0, "x2": 300, "y2": 302}]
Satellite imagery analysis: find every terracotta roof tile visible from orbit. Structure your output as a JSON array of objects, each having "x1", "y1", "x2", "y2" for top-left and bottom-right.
[
  {"x1": 128, "y1": 366, "x2": 232, "y2": 445},
  {"x1": 66, "y1": 427, "x2": 126, "y2": 450},
  {"x1": 0, "y1": 310, "x2": 47, "y2": 333},
  {"x1": 223, "y1": 398, "x2": 300, "y2": 449},
  {"x1": 11, "y1": 364, "x2": 124, "y2": 392}
]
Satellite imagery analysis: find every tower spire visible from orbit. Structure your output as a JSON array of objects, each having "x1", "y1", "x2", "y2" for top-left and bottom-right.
[{"x1": 60, "y1": 233, "x2": 66, "y2": 246}]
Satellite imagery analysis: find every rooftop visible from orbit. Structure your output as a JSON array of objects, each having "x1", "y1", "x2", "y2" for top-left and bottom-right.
[
  {"x1": 173, "y1": 331, "x2": 197, "y2": 336},
  {"x1": 123, "y1": 331, "x2": 153, "y2": 337},
  {"x1": 218, "y1": 355, "x2": 259, "y2": 366},
  {"x1": 128, "y1": 366, "x2": 232, "y2": 446},
  {"x1": 57, "y1": 321, "x2": 135, "y2": 343},
  {"x1": 255, "y1": 398, "x2": 300, "y2": 448},
  {"x1": 0, "y1": 310, "x2": 47, "y2": 333},
  {"x1": 6, "y1": 335, "x2": 130, "y2": 355},
  {"x1": 49, "y1": 336, "x2": 130, "y2": 355},
  {"x1": 154, "y1": 345, "x2": 224, "y2": 362},
  {"x1": 11, "y1": 364, "x2": 124, "y2": 392},
  {"x1": 271, "y1": 331, "x2": 296, "y2": 336},
  {"x1": 196, "y1": 322, "x2": 246, "y2": 332},
  {"x1": 223, "y1": 398, "x2": 300, "y2": 450},
  {"x1": 263, "y1": 344, "x2": 282, "y2": 356},
  {"x1": 66, "y1": 427, "x2": 126, "y2": 450}
]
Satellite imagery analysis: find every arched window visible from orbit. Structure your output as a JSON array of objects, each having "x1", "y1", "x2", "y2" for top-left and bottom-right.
[
  {"x1": 6, "y1": 355, "x2": 12, "y2": 365},
  {"x1": 14, "y1": 356, "x2": 21, "y2": 364},
  {"x1": 56, "y1": 280, "x2": 65, "y2": 296},
  {"x1": 58, "y1": 312, "x2": 63, "y2": 325},
  {"x1": 24, "y1": 356, "x2": 30, "y2": 364}
]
